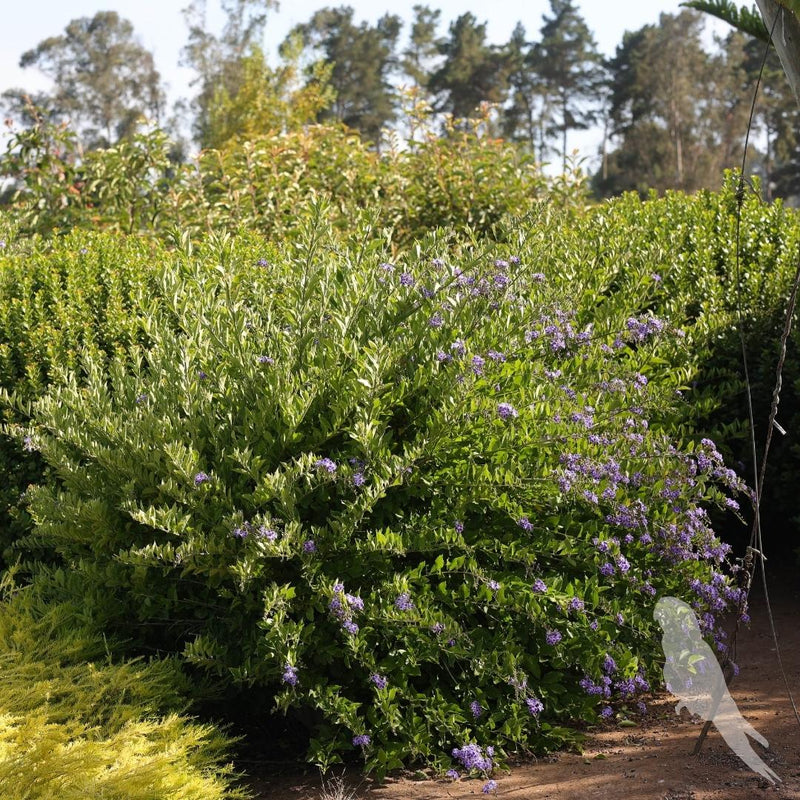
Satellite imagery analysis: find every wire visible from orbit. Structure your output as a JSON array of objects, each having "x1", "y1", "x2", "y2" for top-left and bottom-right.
[{"x1": 730, "y1": 2, "x2": 800, "y2": 728}]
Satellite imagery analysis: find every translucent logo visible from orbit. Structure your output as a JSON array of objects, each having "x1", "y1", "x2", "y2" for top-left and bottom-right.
[{"x1": 653, "y1": 596, "x2": 780, "y2": 784}]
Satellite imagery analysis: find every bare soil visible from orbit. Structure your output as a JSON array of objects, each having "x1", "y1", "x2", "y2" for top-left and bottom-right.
[{"x1": 243, "y1": 566, "x2": 800, "y2": 800}]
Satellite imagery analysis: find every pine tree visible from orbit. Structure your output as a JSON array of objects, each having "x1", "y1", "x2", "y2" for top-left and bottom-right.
[
  {"x1": 535, "y1": 0, "x2": 605, "y2": 171},
  {"x1": 287, "y1": 6, "x2": 402, "y2": 144},
  {"x1": 428, "y1": 13, "x2": 508, "y2": 121}
]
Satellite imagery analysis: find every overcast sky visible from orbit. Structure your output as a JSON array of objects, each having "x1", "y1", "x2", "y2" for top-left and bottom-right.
[{"x1": 1, "y1": 0, "x2": 727, "y2": 168}]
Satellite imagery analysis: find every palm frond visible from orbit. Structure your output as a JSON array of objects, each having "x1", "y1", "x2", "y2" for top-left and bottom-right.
[{"x1": 681, "y1": 1, "x2": 771, "y2": 43}]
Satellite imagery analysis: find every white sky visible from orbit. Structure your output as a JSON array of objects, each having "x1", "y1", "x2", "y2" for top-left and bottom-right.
[{"x1": 0, "y1": 1, "x2": 727, "y2": 169}]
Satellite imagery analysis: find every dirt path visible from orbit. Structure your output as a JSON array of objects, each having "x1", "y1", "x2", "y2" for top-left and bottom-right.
[{"x1": 246, "y1": 567, "x2": 800, "y2": 799}]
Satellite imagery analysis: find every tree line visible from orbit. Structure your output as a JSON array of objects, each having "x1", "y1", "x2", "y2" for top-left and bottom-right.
[{"x1": 3, "y1": 0, "x2": 799, "y2": 200}]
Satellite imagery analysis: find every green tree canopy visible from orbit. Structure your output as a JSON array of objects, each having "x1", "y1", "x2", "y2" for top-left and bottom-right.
[
  {"x1": 3, "y1": 11, "x2": 164, "y2": 148},
  {"x1": 182, "y1": 0, "x2": 278, "y2": 147},
  {"x1": 535, "y1": 0, "x2": 605, "y2": 171},
  {"x1": 428, "y1": 12, "x2": 508, "y2": 120},
  {"x1": 287, "y1": 6, "x2": 402, "y2": 144}
]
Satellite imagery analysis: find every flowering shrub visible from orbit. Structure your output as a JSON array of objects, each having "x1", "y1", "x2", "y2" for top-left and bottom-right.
[{"x1": 7, "y1": 206, "x2": 748, "y2": 776}]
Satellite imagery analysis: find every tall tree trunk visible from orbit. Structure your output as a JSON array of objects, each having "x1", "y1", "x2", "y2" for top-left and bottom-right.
[{"x1": 755, "y1": 1, "x2": 800, "y2": 107}]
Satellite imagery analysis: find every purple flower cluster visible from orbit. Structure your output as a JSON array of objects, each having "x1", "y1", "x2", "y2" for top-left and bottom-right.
[
  {"x1": 329, "y1": 583, "x2": 365, "y2": 635},
  {"x1": 451, "y1": 743, "x2": 494, "y2": 772},
  {"x1": 314, "y1": 457, "x2": 337, "y2": 473},
  {"x1": 545, "y1": 629, "x2": 562, "y2": 646},
  {"x1": 371, "y1": 673, "x2": 388, "y2": 690},
  {"x1": 625, "y1": 314, "x2": 665, "y2": 342},
  {"x1": 194, "y1": 472, "x2": 210, "y2": 486},
  {"x1": 282, "y1": 664, "x2": 298, "y2": 686},
  {"x1": 470, "y1": 700, "x2": 483, "y2": 718},
  {"x1": 482, "y1": 780, "x2": 498, "y2": 794},
  {"x1": 352, "y1": 734, "x2": 371, "y2": 747},
  {"x1": 525, "y1": 697, "x2": 544, "y2": 716},
  {"x1": 497, "y1": 402, "x2": 518, "y2": 420},
  {"x1": 567, "y1": 597, "x2": 585, "y2": 613},
  {"x1": 395, "y1": 592, "x2": 414, "y2": 611}
]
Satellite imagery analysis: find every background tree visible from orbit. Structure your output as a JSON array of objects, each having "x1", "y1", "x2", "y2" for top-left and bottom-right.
[
  {"x1": 427, "y1": 12, "x2": 508, "y2": 121},
  {"x1": 401, "y1": 5, "x2": 442, "y2": 94},
  {"x1": 181, "y1": 0, "x2": 277, "y2": 147},
  {"x1": 287, "y1": 6, "x2": 402, "y2": 144},
  {"x1": 535, "y1": 0, "x2": 604, "y2": 171},
  {"x1": 501, "y1": 22, "x2": 549, "y2": 157},
  {"x1": 595, "y1": 11, "x2": 750, "y2": 196},
  {"x1": 3, "y1": 12, "x2": 164, "y2": 148}
]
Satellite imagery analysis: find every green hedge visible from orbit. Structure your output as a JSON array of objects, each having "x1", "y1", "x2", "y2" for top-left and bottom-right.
[{"x1": 5, "y1": 206, "x2": 748, "y2": 775}]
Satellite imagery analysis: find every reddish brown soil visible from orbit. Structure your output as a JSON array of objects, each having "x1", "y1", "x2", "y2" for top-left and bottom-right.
[{"x1": 244, "y1": 567, "x2": 800, "y2": 800}]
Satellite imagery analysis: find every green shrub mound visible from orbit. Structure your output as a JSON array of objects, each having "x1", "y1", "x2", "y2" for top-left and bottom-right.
[
  {"x1": 2, "y1": 112, "x2": 550, "y2": 247},
  {"x1": 0, "y1": 230, "x2": 162, "y2": 566},
  {"x1": 0, "y1": 577, "x2": 248, "y2": 799},
  {"x1": 5, "y1": 206, "x2": 748, "y2": 775}
]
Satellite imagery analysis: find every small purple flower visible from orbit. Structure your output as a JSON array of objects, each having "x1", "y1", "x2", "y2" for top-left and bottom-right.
[
  {"x1": 400, "y1": 272, "x2": 414, "y2": 286},
  {"x1": 517, "y1": 516, "x2": 534, "y2": 532},
  {"x1": 568, "y1": 597, "x2": 585, "y2": 613},
  {"x1": 197, "y1": 370, "x2": 208, "y2": 380},
  {"x1": 194, "y1": 472, "x2": 209, "y2": 486},
  {"x1": 395, "y1": 593, "x2": 414, "y2": 611},
  {"x1": 602, "y1": 655, "x2": 617, "y2": 674},
  {"x1": 22, "y1": 435, "x2": 35, "y2": 452},
  {"x1": 232, "y1": 525, "x2": 249, "y2": 539},
  {"x1": 599, "y1": 562, "x2": 615, "y2": 577},
  {"x1": 352, "y1": 734, "x2": 371, "y2": 747},
  {"x1": 532, "y1": 579, "x2": 546, "y2": 593},
  {"x1": 487, "y1": 579, "x2": 500, "y2": 593},
  {"x1": 135, "y1": 393, "x2": 148, "y2": 405},
  {"x1": 257, "y1": 355, "x2": 275, "y2": 365},
  {"x1": 343, "y1": 620, "x2": 359, "y2": 635},
  {"x1": 470, "y1": 700, "x2": 483, "y2": 718},
  {"x1": 429, "y1": 312, "x2": 444, "y2": 328},
  {"x1": 371, "y1": 673, "x2": 388, "y2": 689},
  {"x1": 380, "y1": 262, "x2": 395, "y2": 273},
  {"x1": 482, "y1": 780, "x2": 498, "y2": 794},
  {"x1": 600, "y1": 706, "x2": 614, "y2": 719},
  {"x1": 431, "y1": 622, "x2": 445, "y2": 635},
  {"x1": 352, "y1": 472, "x2": 366, "y2": 487},
  {"x1": 497, "y1": 402, "x2": 518, "y2": 420},
  {"x1": 451, "y1": 339, "x2": 466, "y2": 356},
  {"x1": 545, "y1": 629, "x2": 562, "y2": 646},
  {"x1": 454, "y1": 520, "x2": 464, "y2": 533},
  {"x1": 526, "y1": 697, "x2": 544, "y2": 716},
  {"x1": 472, "y1": 355, "x2": 486, "y2": 375},
  {"x1": 303, "y1": 539, "x2": 316, "y2": 553},
  {"x1": 314, "y1": 457, "x2": 337, "y2": 473},
  {"x1": 446, "y1": 769, "x2": 460, "y2": 780},
  {"x1": 258, "y1": 526, "x2": 278, "y2": 541},
  {"x1": 282, "y1": 664, "x2": 298, "y2": 686},
  {"x1": 256, "y1": 258, "x2": 269, "y2": 267}
]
